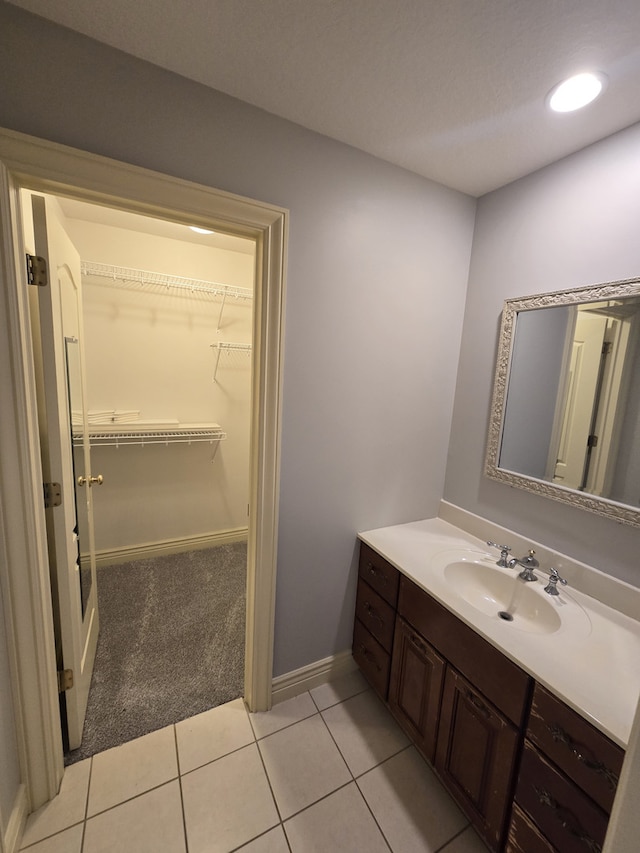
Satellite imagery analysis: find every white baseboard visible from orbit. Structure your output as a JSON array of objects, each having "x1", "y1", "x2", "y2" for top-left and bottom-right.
[
  {"x1": 91, "y1": 527, "x2": 249, "y2": 568},
  {"x1": 4, "y1": 784, "x2": 28, "y2": 853},
  {"x1": 271, "y1": 650, "x2": 357, "y2": 705}
]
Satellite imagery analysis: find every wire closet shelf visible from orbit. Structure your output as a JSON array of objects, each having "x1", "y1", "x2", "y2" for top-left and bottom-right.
[
  {"x1": 80, "y1": 261, "x2": 253, "y2": 302},
  {"x1": 211, "y1": 341, "x2": 252, "y2": 382},
  {"x1": 72, "y1": 425, "x2": 227, "y2": 449}
]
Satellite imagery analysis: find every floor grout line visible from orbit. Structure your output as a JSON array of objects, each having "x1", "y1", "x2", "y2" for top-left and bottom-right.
[
  {"x1": 21, "y1": 678, "x2": 479, "y2": 853},
  {"x1": 172, "y1": 724, "x2": 190, "y2": 853}
]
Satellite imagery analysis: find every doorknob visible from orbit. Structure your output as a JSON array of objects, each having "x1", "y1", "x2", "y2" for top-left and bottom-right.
[{"x1": 77, "y1": 474, "x2": 104, "y2": 487}]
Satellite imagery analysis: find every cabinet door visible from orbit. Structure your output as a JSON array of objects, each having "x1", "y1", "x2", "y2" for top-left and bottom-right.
[
  {"x1": 436, "y1": 668, "x2": 519, "y2": 851},
  {"x1": 388, "y1": 618, "x2": 445, "y2": 762}
]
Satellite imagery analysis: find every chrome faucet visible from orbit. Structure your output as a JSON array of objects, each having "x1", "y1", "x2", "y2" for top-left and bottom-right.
[
  {"x1": 544, "y1": 567, "x2": 568, "y2": 595},
  {"x1": 508, "y1": 549, "x2": 539, "y2": 582},
  {"x1": 487, "y1": 541, "x2": 512, "y2": 567}
]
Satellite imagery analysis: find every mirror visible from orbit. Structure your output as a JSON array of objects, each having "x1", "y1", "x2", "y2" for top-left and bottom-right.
[{"x1": 485, "y1": 278, "x2": 640, "y2": 527}]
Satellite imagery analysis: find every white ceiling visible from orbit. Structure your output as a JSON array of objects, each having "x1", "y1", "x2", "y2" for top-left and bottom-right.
[
  {"x1": 56, "y1": 197, "x2": 255, "y2": 255},
  {"x1": 9, "y1": 0, "x2": 640, "y2": 196}
]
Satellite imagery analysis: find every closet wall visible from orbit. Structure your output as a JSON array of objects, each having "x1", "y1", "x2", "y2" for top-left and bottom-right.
[{"x1": 62, "y1": 210, "x2": 255, "y2": 560}]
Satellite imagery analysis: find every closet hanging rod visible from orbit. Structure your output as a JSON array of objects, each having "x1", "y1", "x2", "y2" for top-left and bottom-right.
[{"x1": 81, "y1": 261, "x2": 253, "y2": 301}]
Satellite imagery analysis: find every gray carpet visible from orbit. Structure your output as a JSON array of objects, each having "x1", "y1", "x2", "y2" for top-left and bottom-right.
[{"x1": 65, "y1": 542, "x2": 246, "y2": 765}]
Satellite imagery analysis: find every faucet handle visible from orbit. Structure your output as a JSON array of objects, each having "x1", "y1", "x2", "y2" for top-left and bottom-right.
[
  {"x1": 486, "y1": 541, "x2": 511, "y2": 567},
  {"x1": 544, "y1": 567, "x2": 568, "y2": 595}
]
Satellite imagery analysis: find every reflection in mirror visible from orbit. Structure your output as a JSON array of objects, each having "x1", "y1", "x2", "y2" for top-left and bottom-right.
[
  {"x1": 485, "y1": 279, "x2": 640, "y2": 527},
  {"x1": 64, "y1": 336, "x2": 92, "y2": 616}
]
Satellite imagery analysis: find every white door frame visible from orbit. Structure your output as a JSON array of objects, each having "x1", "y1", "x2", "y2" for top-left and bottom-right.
[{"x1": 0, "y1": 127, "x2": 287, "y2": 809}]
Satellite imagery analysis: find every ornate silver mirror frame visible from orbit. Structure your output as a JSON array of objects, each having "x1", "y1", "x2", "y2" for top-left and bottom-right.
[{"x1": 485, "y1": 277, "x2": 640, "y2": 527}]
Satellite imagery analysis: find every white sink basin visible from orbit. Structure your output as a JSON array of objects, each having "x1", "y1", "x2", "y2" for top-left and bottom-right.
[{"x1": 432, "y1": 550, "x2": 590, "y2": 636}]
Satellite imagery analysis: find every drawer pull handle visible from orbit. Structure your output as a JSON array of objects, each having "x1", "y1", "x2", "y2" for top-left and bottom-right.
[
  {"x1": 548, "y1": 724, "x2": 619, "y2": 790},
  {"x1": 363, "y1": 602, "x2": 383, "y2": 627},
  {"x1": 367, "y1": 563, "x2": 388, "y2": 585},
  {"x1": 358, "y1": 644, "x2": 382, "y2": 672},
  {"x1": 534, "y1": 785, "x2": 602, "y2": 853},
  {"x1": 464, "y1": 688, "x2": 490, "y2": 719}
]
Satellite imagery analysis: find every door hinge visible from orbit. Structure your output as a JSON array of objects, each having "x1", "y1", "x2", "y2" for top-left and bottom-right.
[
  {"x1": 587, "y1": 434, "x2": 599, "y2": 448},
  {"x1": 57, "y1": 669, "x2": 74, "y2": 692},
  {"x1": 26, "y1": 253, "x2": 48, "y2": 287},
  {"x1": 43, "y1": 482, "x2": 62, "y2": 508}
]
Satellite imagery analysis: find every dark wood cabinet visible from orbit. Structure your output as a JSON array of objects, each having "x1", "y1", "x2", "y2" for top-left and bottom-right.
[
  {"x1": 526, "y1": 684, "x2": 623, "y2": 814},
  {"x1": 506, "y1": 804, "x2": 555, "y2": 853},
  {"x1": 388, "y1": 616, "x2": 444, "y2": 762},
  {"x1": 508, "y1": 684, "x2": 625, "y2": 853},
  {"x1": 352, "y1": 544, "x2": 399, "y2": 700},
  {"x1": 515, "y1": 741, "x2": 609, "y2": 853},
  {"x1": 358, "y1": 543, "x2": 400, "y2": 607},
  {"x1": 352, "y1": 618, "x2": 391, "y2": 699},
  {"x1": 355, "y1": 577, "x2": 395, "y2": 652},
  {"x1": 397, "y1": 575, "x2": 531, "y2": 728},
  {"x1": 352, "y1": 542, "x2": 624, "y2": 853},
  {"x1": 436, "y1": 668, "x2": 520, "y2": 850}
]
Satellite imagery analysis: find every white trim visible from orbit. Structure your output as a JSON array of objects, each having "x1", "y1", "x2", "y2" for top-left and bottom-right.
[
  {"x1": 90, "y1": 527, "x2": 249, "y2": 568},
  {"x1": 0, "y1": 128, "x2": 286, "y2": 810},
  {"x1": 0, "y1": 162, "x2": 63, "y2": 810},
  {"x1": 2, "y1": 785, "x2": 28, "y2": 853},
  {"x1": 4, "y1": 785, "x2": 29, "y2": 853},
  {"x1": 271, "y1": 650, "x2": 357, "y2": 705}
]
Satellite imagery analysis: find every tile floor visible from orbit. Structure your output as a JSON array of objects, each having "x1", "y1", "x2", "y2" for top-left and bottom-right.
[{"x1": 18, "y1": 670, "x2": 487, "y2": 853}]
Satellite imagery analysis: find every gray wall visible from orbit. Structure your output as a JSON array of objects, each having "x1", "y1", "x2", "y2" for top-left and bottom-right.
[
  {"x1": 0, "y1": 3, "x2": 476, "y2": 678},
  {"x1": 445, "y1": 121, "x2": 640, "y2": 587}
]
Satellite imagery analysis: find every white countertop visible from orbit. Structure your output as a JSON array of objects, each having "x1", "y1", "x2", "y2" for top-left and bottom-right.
[{"x1": 359, "y1": 518, "x2": 640, "y2": 747}]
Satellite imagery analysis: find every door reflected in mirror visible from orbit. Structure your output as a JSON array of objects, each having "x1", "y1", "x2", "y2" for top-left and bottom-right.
[{"x1": 485, "y1": 279, "x2": 640, "y2": 527}]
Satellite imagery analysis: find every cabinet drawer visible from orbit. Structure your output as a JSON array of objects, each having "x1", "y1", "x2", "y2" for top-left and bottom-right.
[
  {"x1": 398, "y1": 575, "x2": 531, "y2": 726},
  {"x1": 516, "y1": 740, "x2": 609, "y2": 853},
  {"x1": 527, "y1": 684, "x2": 623, "y2": 814},
  {"x1": 506, "y1": 803, "x2": 555, "y2": 853},
  {"x1": 359, "y1": 543, "x2": 400, "y2": 607},
  {"x1": 353, "y1": 618, "x2": 391, "y2": 700},
  {"x1": 355, "y1": 578, "x2": 396, "y2": 652}
]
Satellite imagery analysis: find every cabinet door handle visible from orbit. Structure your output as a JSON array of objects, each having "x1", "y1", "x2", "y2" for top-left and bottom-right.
[
  {"x1": 464, "y1": 688, "x2": 490, "y2": 719},
  {"x1": 367, "y1": 562, "x2": 388, "y2": 585},
  {"x1": 409, "y1": 633, "x2": 428, "y2": 654},
  {"x1": 358, "y1": 644, "x2": 382, "y2": 672},
  {"x1": 547, "y1": 724, "x2": 619, "y2": 790},
  {"x1": 534, "y1": 785, "x2": 602, "y2": 853},
  {"x1": 363, "y1": 601, "x2": 383, "y2": 627}
]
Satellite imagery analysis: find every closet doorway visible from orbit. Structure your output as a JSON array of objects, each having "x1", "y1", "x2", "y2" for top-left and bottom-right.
[{"x1": 23, "y1": 190, "x2": 256, "y2": 761}]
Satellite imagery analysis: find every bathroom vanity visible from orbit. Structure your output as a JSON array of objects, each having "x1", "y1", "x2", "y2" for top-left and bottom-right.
[{"x1": 353, "y1": 518, "x2": 639, "y2": 852}]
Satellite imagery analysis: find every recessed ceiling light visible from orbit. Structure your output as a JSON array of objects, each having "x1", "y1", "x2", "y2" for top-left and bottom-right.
[
  {"x1": 548, "y1": 72, "x2": 606, "y2": 113},
  {"x1": 189, "y1": 226, "x2": 215, "y2": 235}
]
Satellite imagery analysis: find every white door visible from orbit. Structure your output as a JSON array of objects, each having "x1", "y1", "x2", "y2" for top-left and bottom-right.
[
  {"x1": 552, "y1": 311, "x2": 608, "y2": 489},
  {"x1": 29, "y1": 194, "x2": 100, "y2": 750}
]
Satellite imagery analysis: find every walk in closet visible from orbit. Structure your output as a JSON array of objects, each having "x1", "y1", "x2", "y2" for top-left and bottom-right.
[{"x1": 23, "y1": 193, "x2": 255, "y2": 758}]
